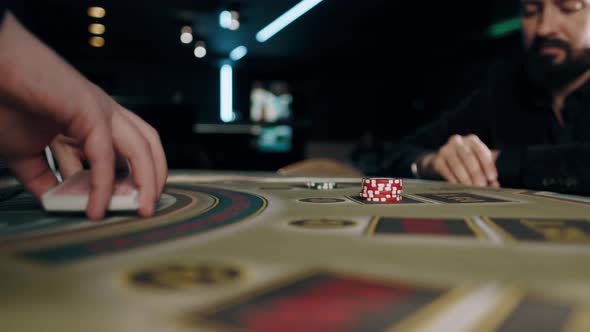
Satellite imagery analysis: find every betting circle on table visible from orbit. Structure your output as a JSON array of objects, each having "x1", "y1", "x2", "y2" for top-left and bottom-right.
[{"x1": 1, "y1": 170, "x2": 590, "y2": 332}]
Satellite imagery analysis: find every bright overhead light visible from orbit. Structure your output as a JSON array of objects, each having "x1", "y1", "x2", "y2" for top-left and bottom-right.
[
  {"x1": 256, "y1": 0, "x2": 323, "y2": 42},
  {"x1": 220, "y1": 10, "x2": 241, "y2": 30},
  {"x1": 89, "y1": 36, "x2": 105, "y2": 47},
  {"x1": 194, "y1": 46, "x2": 207, "y2": 58},
  {"x1": 219, "y1": 10, "x2": 232, "y2": 29},
  {"x1": 88, "y1": 23, "x2": 105, "y2": 35},
  {"x1": 194, "y1": 41, "x2": 206, "y2": 58},
  {"x1": 87, "y1": 7, "x2": 106, "y2": 19},
  {"x1": 180, "y1": 26, "x2": 193, "y2": 44},
  {"x1": 229, "y1": 19, "x2": 240, "y2": 30},
  {"x1": 180, "y1": 32, "x2": 193, "y2": 44},
  {"x1": 220, "y1": 64, "x2": 234, "y2": 123},
  {"x1": 229, "y1": 46, "x2": 247, "y2": 61}
]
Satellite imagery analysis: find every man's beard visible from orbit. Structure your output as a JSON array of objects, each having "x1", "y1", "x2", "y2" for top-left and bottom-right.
[{"x1": 526, "y1": 37, "x2": 590, "y2": 90}]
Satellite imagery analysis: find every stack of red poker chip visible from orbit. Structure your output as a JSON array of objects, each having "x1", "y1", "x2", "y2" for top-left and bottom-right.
[{"x1": 360, "y1": 178, "x2": 403, "y2": 203}]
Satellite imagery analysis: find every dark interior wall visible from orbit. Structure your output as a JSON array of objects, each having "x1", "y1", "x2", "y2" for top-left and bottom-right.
[
  {"x1": 6, "y1": 0, "x2": 524, "y2": 171},
  {"x1": 234, "y1": 33, "x2": 522, "y2": 143}
]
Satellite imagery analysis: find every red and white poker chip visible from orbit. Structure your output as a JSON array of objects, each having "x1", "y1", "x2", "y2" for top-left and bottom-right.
[
  {"x1": 364, "y1": 196, "x2": 402, "y2": 203},
  {"x1": 362, "y1": 178, "x2": 402, "y2": 187},
  {"x1": 359, "y1": 177, "x2": 403, "y2": 203}
]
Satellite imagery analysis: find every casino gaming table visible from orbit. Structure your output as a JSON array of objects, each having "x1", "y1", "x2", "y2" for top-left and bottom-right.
[{"x1": 1, "y1": 170, "x2": 590, "y2": 332}]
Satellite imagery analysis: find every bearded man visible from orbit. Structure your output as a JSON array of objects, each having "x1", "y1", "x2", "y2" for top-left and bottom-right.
[{"x1": 384, "y1": 0, "x2": 590, "y2": 195}]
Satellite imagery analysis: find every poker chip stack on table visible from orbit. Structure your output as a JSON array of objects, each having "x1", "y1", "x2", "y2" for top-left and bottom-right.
[
  {"x1": 306, "y1": 181, "x2": 336, "y2": 190},
  {"x1": 360, "y1": 178, "x2": 403, "y2": 203}
]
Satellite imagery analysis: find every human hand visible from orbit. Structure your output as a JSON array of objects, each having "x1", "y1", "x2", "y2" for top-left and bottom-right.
[
  {"x1": 418, "y1": 134, "x2": 500, "y2": 187},
  {"x1": 0, "y1": 12, "x2": 167, "y2": 220},
  {"x1": 48, "y1": 105, "x2": 168, "y2": 203}
]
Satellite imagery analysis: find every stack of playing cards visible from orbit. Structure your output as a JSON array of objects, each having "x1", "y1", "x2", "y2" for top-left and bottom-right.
[{"x1": 41, "y1": 170, "x2": 139, "y2": 212}]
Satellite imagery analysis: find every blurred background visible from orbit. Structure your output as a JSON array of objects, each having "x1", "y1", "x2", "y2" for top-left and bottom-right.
[{"x1": 10, "y1": 0, "x2": 523, "y2": 173}]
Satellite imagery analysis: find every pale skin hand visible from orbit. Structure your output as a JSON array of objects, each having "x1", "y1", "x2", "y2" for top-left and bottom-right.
[
  {"x1": 418, "y1": 134, "x2": 500, "y2": 188},
  {"x1": 48, "y1": 106, "x2": 168, "y2": 202},
  {"x1": 0, "y1": 12, "x2": 167, "y2": 220}
]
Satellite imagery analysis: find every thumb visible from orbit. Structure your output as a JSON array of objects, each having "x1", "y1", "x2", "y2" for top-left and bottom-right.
[{"x1": 7, "y1": 154, "x2": 59, "y2": 199}]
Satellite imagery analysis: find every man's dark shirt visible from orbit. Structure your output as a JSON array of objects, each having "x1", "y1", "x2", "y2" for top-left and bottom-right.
[{"x1": 383, "y1": 58, "x2": 590, "y2": 195}]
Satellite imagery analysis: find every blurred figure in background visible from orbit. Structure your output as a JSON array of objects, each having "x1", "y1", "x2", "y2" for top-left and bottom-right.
[{"x1": 250, "y1": 80, "x2": 292, "y2": 123}]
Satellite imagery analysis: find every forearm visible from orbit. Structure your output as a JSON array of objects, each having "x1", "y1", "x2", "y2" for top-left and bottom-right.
[
  {"x1": 381, "y1": 116, "x2": 459, "y2": 177},
  {"x1": 381, "y1": 145, "x2": 435, "y2": 178},
  {"x1": 0, "y1": 12, "x2": 89, "y2": 121},
  {"x1": 381, "y1": 116, "x2": 476, "y2": 179}
]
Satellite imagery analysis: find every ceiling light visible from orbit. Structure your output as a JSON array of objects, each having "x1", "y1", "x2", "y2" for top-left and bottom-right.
[
  {"x1": 229, "y1": 19, "x2": 240, "y2": 30},
  {"x1": 220, "y1": 9, "x2": 241, "y2": 30},
  {"x1": 180, "y1": 26, "x2": 193, "y2": 44},
  {"x1": 219, "y1": 10, "x2": 232, "y2": 29},
  {"x1": 256, "y1": 0, "x2": 323, "y2": 42},
  {"x1": 229, "y1": 46, "x2": 247, "y2": 61},
  {"x1": 88, "y1": 23, "x2": 105, "y2": 35},
  {"x1": 220, "y1": 64, "x2": 233, "y2": 123},
  {"x1": 194, "y1": 41, "x2": 207, "y2": 58},
  {"x1": 87, "y1": 7, "x2": 106, "y2": 19},
  {"x1": 180, "y1": 32, "x2": 193, "y2": 44},
  {"x1": 89, "y1": 36, "x2": 105, "y2": 47}
]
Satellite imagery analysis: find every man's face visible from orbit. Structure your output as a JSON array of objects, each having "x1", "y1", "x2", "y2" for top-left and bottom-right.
[{"x1": 521, "y1": 0, "x2": 590, "y2": 87}]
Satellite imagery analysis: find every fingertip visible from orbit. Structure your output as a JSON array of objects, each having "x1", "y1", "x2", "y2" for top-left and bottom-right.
[
  {"x1": 486, "y1": 164, "x2": 498, "y2": 178},
  {"x1": 132, "y1": 186, "x2": 156, "y2": 219},
  {"x1": 486, "y1": 172, "x2": 498, "y2": 183},
  {"x1": 137, "y1": 188, "x2": 157, "y2": 217},
  {"x1": 156, "y1": 181, "x2": 165, "y2": 202},
  {"x1": 447, "y1": 177, "x2": 458, "y2": 184},
  {"x1": 475, "y1": 179, "x2": 487, "y2": 187},
  {"x1": 138, "y1": 203, "x2": 155, "y2": 218},
  {"x1": 86, "y1": 206, "x2": 106, "y2": 221},
  {"x1": 83, "y1": 126, "x2": 116, "y2": 222},
  {"x1": 86, "y1": 169, "x2": 115, "y2": 222},
  {"x1": 86, "y1": 189, "x2": 111, "y2": 221}
]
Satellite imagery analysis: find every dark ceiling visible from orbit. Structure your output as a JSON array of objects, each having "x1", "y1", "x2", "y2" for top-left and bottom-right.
[
  {"x1": 6, "y1": 0, "x2": 526, "y2": 167},
  {"x1": 11, "y1": 0, "x2": 521, "y2": 64},
  {"x1": 8, "y1": 0, "x2": 524, "y2": 140}
]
